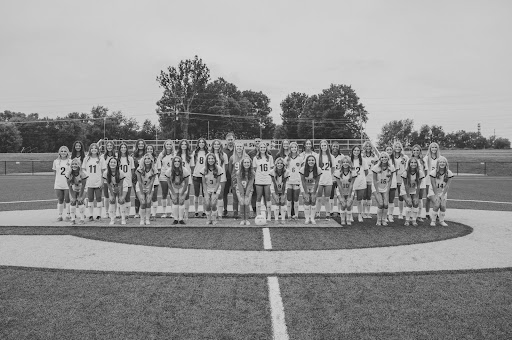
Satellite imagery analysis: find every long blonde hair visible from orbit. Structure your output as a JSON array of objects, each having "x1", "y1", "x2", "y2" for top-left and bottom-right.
[{"x1": 426, "y1": 142, "x2": 441, "y2": 173}]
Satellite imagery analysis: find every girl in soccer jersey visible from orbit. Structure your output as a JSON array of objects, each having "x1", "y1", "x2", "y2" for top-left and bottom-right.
[
  {"x1": 428, "y1": 156, "x2": 453, "y2": 227},
  {"x1": 329, "y1": 141, "x2": 343, "y2": 217},
  {"x1": 362, "y1": 141, "x2": 379, "y2": 219},
  {"x1": 253, "y1": 142, "x2": 274, "y2": 220},
  {"x1": 300, "y1": 139, "x2": 318, "y2": 161},
  {"x1": 228, "y1": 141, "x2": 248, "y2": 219},
  {"x1": 158, "y1": 139, "x2": 175, "y2": 219},
  {"x1": 300, "y1": 155, "x2": 322, "y2": 224},
  {"x1": 82, "y1": 143, "x2": 106, "y2": 221},
  {"x1": 212, "y1": 139, "x2": 229, "y2": 219},
  {"x1": 410, "y1": 145, "x2": 427, "y2": 222},
  {"x1": 146, "y1": 144, "x2": 161, "y2": 221},
  {"x1": 192, "y1": 138, "x2": 208, "y2": 217},
  {"x1": 389, "y1": 141, "x2": 409, "y2": 221},
  {"x1": 270, "y1": 157, "x2": 290, "y2": 224},
  {"x1": 165, "y1": 155, "x2": 191, "y2": 225},
  {"x1": 316, "y1": 140, "x2": 335, "y2": 220},
  {"x1": 66, "y1": 158, "x2": 88, "y2": 224},
  {"x1": 286, "y1": 142, "x2": 302, "y2": 220},
  {"x1": 136, "y1": 153, "x2": 157, "y2": 225},
  {"x1": 178, "y1": 139, "x2": 194, "y2": 221},
  {"x1": 276, "y1": 139, "x2": 291, "y2": 160},
  {"x1": 132, "y1": 139, "x2": 147, "y2": 218},
  {"x1": 334, "y1": 156, "x2": 355, "y2": 226},
  {"x1": 71, "y1": 141, "x2": 86, "y2": 163},
  {"x1": 102, "y1": 141, "x2": 117, "y2": 219},
  {"x1": 103, "y1": 157, "x2": 126, "y2": 225},
  {"x1": 236, "y1": 156, "x2": 255, "y2": 225},
  {"x1": 423, "y1": 142, "x2": 441, "y2": 221},
  {"x1": 118, "y1": 142, "x2": 134, "y2": 218},
  {"x1": 350, "y1": 145, "x2": 369, "y2": 222},
  {"x1": 400, "y1": 157, "x2": 424, "y2": 226},
  {"x1": 372, "y1": 152, "x2": 395, "y2": 226},
  {"x1": 53, "y1": 146, "x2": 72, "y2": 221},
  {"x1": 200, "y1": 153, "x2": 224, "y2": 225}
]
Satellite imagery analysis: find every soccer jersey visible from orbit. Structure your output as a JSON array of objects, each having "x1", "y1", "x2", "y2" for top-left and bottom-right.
[
  {"x1": 159, "y1": 153, "x2": 174, "y2": 179},
  {"x1": 363, "y1": 155, "x2": 379, "y2": 183},
  {"x1": 200, "y1": 165, "x2": 224, "y2": 193},
  {"x1": 424, "y1": 155, "x2": 439, "y2": 180},
  {"x1": 53, "y1": 158, "x2": 72, "y2": 190},
  {"x1": 253, "y1": 155, "x2": 274, "y2": 185},
  {"x1": 372, "y1": 164, "x2": 396, "y2": 193},
  {"x1": 400, "y1": 170, "x2": 424, "y2": 195},
  {"x1": 270, "y1": 169, "x2": 290, "y2": 194},
  {"x1": 286, "y1": 155, "x2": 303, "y2": 185},
  {"x1": 214, "y1": 152, "x2": 229, "y2": 182},
  {"x1": 118, "y1": 156, "x2": 134, "y2": 188},
  {"x1": 318, "y1": 154, "x2": 334, "y2": 186},
  {"x1": 351, "y1": 157, "x2": 369, "y2": 190},
  {"x1": 429, "y1": 169, "x2": 454, "y2": 193},
  {"x1": 135, "y1": 167, "x2": 157, "y2": 193},
  {"x1": 65, "y1": 169, "x2": 89, "y2": 192},
  {"x1": 179, "y1": 153, "x2": 194, "y2": 185},
  {"x1": 299, "y1": 166, "x2": 322, "y2": 193},
  {"x1": 165, "y1": 168, "x2": 191, "y2": 191},
  {"x1": 334, "y1": 169, "x2": 354, "y2": 196},
  {"x1": 332, "y1": 154, "x2": 344, "y2": 171},
  {"x1": 102, "y1": 169, "x2": 127, "y2": 192},
  {"x1": 192, "y1": 150, "x2": 207, "y2": 177},
  {"x1": 392, "y1": 154, "x2": 409, "y2": 185},
  {"x1": 82, "y1": 156, "x2": 106, "y2": 188}
]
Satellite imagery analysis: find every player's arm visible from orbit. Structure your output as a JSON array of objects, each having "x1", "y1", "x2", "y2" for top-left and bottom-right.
[
  {"x1": 372, "y1": 171, "x2": 379, "y2": 193},
  {"x1": 430, "y1": 175, "x2": 438, "y2": 195},
  {"x1": 180, "y1": 174, "x2": 190, "y2": 198},
  {"x1": 442, "y1": 173, "x2": 453, "y2": 196},
  {"x1": 79, "y1": 176, "x2": 88, "y2": 202},
  {"x1": 247, "y1": 172, "x2": 255, "y2": 197}
]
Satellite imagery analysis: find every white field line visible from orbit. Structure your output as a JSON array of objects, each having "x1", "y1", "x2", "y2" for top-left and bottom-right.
[
  {"x1": 267, "y1": 277, "x2": 290, "y2": 340},
  {"x1": 0, "y1": 199, "x2": 57, "y2": 204},
  {"x1": 263, "y1": 227, "x2": 272, "y2": 250},
  {"x1": 448, "y1": 199, "x2": 512, "y2": 205}
]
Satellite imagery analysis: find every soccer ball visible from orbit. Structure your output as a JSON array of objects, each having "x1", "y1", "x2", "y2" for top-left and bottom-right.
[{"x1": 255, "y1": 214, "x2": 267, "y2": 226}]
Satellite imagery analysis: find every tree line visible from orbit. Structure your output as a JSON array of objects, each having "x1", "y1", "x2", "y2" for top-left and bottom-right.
[{"x1": 377, "y1": 119, "x2": 510, "y2": 149}]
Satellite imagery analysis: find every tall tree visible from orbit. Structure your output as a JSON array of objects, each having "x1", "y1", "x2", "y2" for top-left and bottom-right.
[
  {"x1": 377, "y1": 119, "x2": 415, "y2": 148},
  {"x1": 242, "y1": 90, "x2": 275, "y2": 139},
  {"x1": 280, "y1": 92, "x2": 308, "y2": 139},
  {"x1": 156, "y1": 55, "x2": 210, "y2": 139},
  {"x1": 0, "y1": 123, "x2": 23, "y2": 152}
]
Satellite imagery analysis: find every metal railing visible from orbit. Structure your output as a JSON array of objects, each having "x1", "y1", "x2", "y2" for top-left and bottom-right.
[{"x1": 1, "y1": 160, "x2": 511, "y2": 176}]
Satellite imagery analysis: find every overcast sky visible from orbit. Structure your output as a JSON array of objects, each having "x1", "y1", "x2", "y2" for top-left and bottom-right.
[{"x1": 1, "y1": 0, "x2": 511, "y2": 141}]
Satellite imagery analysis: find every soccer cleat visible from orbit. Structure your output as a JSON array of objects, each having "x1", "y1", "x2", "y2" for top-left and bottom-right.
[
  {"x1": 89, "y1": 216, "x2": 94, "y2": 222},
  {"x1": 387, "y1": 215, "x2": 394, "y2": 223},
  {"x1": 440, "y1": 221, "x2": 448, "y2": 227},
  {"x1": 57, "y1": 216, "x2": 63, "y2": 222},
  {"x1": 430, "y1": 221, "x2": 436, "y2": 227},
  {"x1": 376, "y1": 220, "x2": 381, "y2": 226},
  {"x1": 96, "y1": 216, "x2": 101, "y2": 221},
  {"x1": 404, "y1": 221, "x2": 410, "y2": 226},
  {"x1": 358, "y1": 215, "x2": 363, "y2": 223},
  {"x1": 79, "y1": 219, "x2": 85, "y2": 224},
  {"x1": 202, "y1": 212, "x2": 207, "y2": 217},
  {"x1": 311, "y1": 219, "x2": 317, "y2": 225},
  {"x1": 223, "y1": 210, "x2": 228, "y2": 217},
  {"x1": 109, "y1": 220, "x2": 115, "y2": 225},
  {"x1": 340, "y1": 219, "x2": 345, "y2": 225},
  {"x1": 195, "y1": 213, "x2": 199, "y2": 218},
  {"x1": 173, "y1": 220, "x2": 179, "y2": 225},
  {"x1": 417, "y1": 217, "x2": 424, "y2": 222},
  {"x1": 240, "y1": 220, "x2": 245, "y2": 225},
  {"x1": 304, "y1": 218, "x2": 310, "y2": 225},
  {"x1": 121, "y1": 219, "x2": 126, "y2": 225},
  {"x1": 66, "y1": 214, "x2": 71, "y2": 220},
  {"x1": 412, "y1": 221, "x2": 418, "y2": 227},
  {"x1": 382, "y1": 220, "x2": 388, "y2": 226},
  {"x1": 161, "y1": 214, "x2": 168, "y2": 218},
  {"x1": 179, "y1": 220, "x2": 186, "y2": 225},
  {"x1": 347, "y1": 220, "x2": 352, "y2": 226},
  {"x1": 134, "y1": 214, "x2": 140, "y2": 218},
  {"x1": 245, "y1": 220, "x2": 251, "y2": 225},
  {"x1": 212, "y1": 220, "x2": 218, "y2": 225},
  {"x1": 71, "y1": 220, "x2": 76, "y2": 225},
  {"x1": 398, "y1": 214, "x2": 404, "y2": 220},
  {"x1": 145, "y1": 219, "x2": 151, "y2": 225},
  {"x1": 139, "y1": 219, "x2": 145, "y2": 225}
]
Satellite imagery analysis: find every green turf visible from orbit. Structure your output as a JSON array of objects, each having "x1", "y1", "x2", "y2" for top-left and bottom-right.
[
  {"x1": 0, "y1": 269, "x2": 272, "y2": 340},
  {"x1": 0, "y1": 220, "x2": 471, "y2": 251},
  {"x1": 280, "y1": 271, "x2": 512, "y2": 340}
]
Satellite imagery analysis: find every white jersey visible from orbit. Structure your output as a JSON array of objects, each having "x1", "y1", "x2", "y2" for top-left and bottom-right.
[
  {"x1": 299, "y1": 165, "x2": 322, "y2": 193},
  {"x1": 318, "y1": 154, "x2": 334, "y2": 186},
  {"x1": 159, "y1": 153, "x2": 175, "y2": 180},
  {"x1": 423, "y1": 155, "x2": 439, "y2": 182},
  {"x1": 165, "y1": 167, "x2": 191, "y2": 191},
  {"x1": 118, "y1": 156, "x2": 134, "y2": 188},
  {"x1": 65, "y1": 169, "x2": 89, "y2": 193},
  {"x1": 333, "y1": 169, "x2": 355, "y2": 196},
  {"x1": 153, "y1": 157, "x2": 162, "y2": 186},
  {"x1": 52, "y1": 158, "x2": 72, "y2": 190},
  {"x1": 102, "y1": 169, "x2": 127, "y2": 191},
  {"x1": 371, "y1": 164, "x2": 396, "y2": 193},
  {"x1": 179, "y1": 153, "x2": 194, "y2": 185},
  {"x1": 332, "y1": 154, "x2": 344, "y2": 171},
  {"x1": 215, "y1": 152, "x2": 229, "y2": 182},
  {"x1": 270, "y1": 169, "x2": 289, "y2": 194},
  {"x1": 286, "y1": 155, "x2": 302, "y2": 185},
  {"x1": 82, "y1": 156, "x2": 106, "y2": 188},
  {"x1": 192, "y1": 150, "x2": 207, "y2": 177},
  {"x1": 351, "y1": 157, "x2": 369, "y2": 190},
  {"x1": 253, "y1": 155, "x2": 274, "y2": 185},
  {"x1": 429, "y1": 169, "x2": 454, "y2": 196},
  {"x1": 135, "y1": 167, "x2": 157, "y2": 193},
  {"x1": 392, "y1": 154, "x2": 409, "y2": 185},
  {"x1": 200, "y1": 165, "x2": 224, "y2": 194},
  {"x1": 363, "y1": 155, "x2": 379, "y2": 183},
  {"x1": 400, "y1": 170, "x2": 424, "y2": 195}
]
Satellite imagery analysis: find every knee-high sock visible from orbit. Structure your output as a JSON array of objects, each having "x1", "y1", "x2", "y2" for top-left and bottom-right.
[
  {"x1": 412, "y1": 207, "x2": 419, "y2": 221},
  {"x1": 256, "y1": 202, "x2": 261, "y2": 216},
  {"x1": 145, "y1": 206, "x2": 151, "y2": 221},
  {"x1": 79, "y1": 205, "x2": 85, "y2": 219},
  {"x1": 104, "y1": 198, "x2": 109, "y2": 217},
  {"x1": 95, "y1": 202, "x2": 103, "y2": 218},
  {"x1": 388, "y1": 202, "x2": 394, "y2": 216},
  {"x1": 173, "y1": 205, "x2": 179, "y2": 220},
  {"x1": 405, "y1": 207, "x2": 411, "y2": 221},
  {"x1": 286, "y1": 201, "x2": 291, "y2": 219},
  {"x1": 399, "y1": 201, "x2": 404, "y2": 215},
  {"x1": 357, "y1": 201, "x2": 363, "y2": 217},
  {"x1": 325, "y1": 197, "x2": 331, "y2": 215},
  {"x1": 194, "y1": 197, "x2": 199, "y2": 214},
  {"x1": 377, "y1": 208, "x2": 382, "y2": 222},
  {"x1": 179, "y1": 205, "x2": 185, "y2": 220},
  {"x1": 70, "y1": 206, "x2": 76, "y2": 220},
  {"x1": 162, "y1": 198, "x2": 167, "y2": 215},
  {"x1": 382, "y1": 207, "x2": 388, "y2": 219},
  {"x1": 294, "y1": 201, "x2": 299, "y2": 217},
  {"x1": 273, "y1": 205, "x2": 279, "y2": 220},
  {"x1": 280, "y1": 206, "x2": 286, "y2": 221},
  {"x1": 366, "y1": 200, "x2": 372, "y2": 215},
  {"x1": 120, "y1": 203, "x2": 125, "y2": 220},
  {"x1": 311, "y1": 205, "x2": 317, "y2": 221},
  {"x1": 184, "y1": 199, "x2": 190, "y2": 220},
  {"x1": 217, "y1": 199, "x2": 223, "y2": 217},
  {"x1": 347, "y1": 207, "x2": 353, "y2": 221},
  {"x1": 439, "y1": 211, "x2": 446, "y2": 222},
  {"x1": 329, "y1": 198, "x2": 334, "y2": 214},
  {"x1": 430, "y1": 210, "x2": 438, "y2": 221},
  {"x1": 304, "y1": 205, "x2": 310, "y2": 221},
  {"x1": 315, "y1": 199, "x2": 322, "y2": 216},
  {"x1": 419, "y1": 200, "x2": 425, "y2": 218},
  {"x1": 65, "y1": 203, "x2": 70, "y2": 215},
  {"x1": 151, "y1": 201, "x2": 157, "y2": 216},
  {"x1": 109, "y1": 203, "x2": 116, "y2": 221},
  {"x1": 58, "y1": 203, "x2": 64, "y2": 216},
  {"x1": 340, "y1": 210, "x2": 346, "y2": 223}
]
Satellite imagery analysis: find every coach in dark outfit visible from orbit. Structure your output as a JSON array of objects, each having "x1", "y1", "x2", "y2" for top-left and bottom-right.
[
  {"x1": 247, "y1": 137, "x2": 261, "y2": 214},
  {"x1": 223, "y1": 133, "x2": 235, "y2": 217}
]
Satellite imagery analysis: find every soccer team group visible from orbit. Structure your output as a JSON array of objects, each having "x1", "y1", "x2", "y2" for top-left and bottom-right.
[{"x1": 52, "y1": 133, "x2": 453, "y2": 227}]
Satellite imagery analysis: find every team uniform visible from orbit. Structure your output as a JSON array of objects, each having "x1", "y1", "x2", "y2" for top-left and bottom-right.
[
  {"x1": 215, "y1": 152, "x2": 229, "y2": 183},
  {"x1": 400, "y1": 170, "x2": 424, "y2": 196},
  {"x1": 318, "y1": 155, "x2": 334, "y2": 186},
  {"x1": 371, "y1": 164, "x2": 396, "y2": 193},
  {"x1": 253, "y1": 155, "x2": 274, "y2": 185},
  {"x1": 423, "y1": 156, "x2": 439, "y2": 184},
  {"x1": 363, "y1": 155, "x2": 379, "y2": 184},
  {"x1": 192, "y1": 150, "x2": 207, "y2": 198},
  {"x1": 82, "y1": 156, "x2": 106, "y2": 190},
  {"x1": 119, "y1": 156, "x2": 134, "y2": 189},
  {"x1": 270, "y1": 169, "x2": 289, "y2": 196},
  {"x1": 428, "y1": 169, "x2": 454, "y2": 198},
  {"x1": 286, "y1": 155, "x2": 302, "y2": 190},
  {"x1": 299, "y1": 166, "x2": 322, "y2": 194},
  {"x1": 135, "y1": 167, "x2": 157, "y2": 194},
  {"x1": 65, "y1": 168, "x2": 89, "y2": 223},
  {"x1": 351, "y1": 158, "x2": 369, "y2": 191},
  {"x1": 102, "y1": 169, "x2": 127, "y2": 193},
  {"x1": 159, "y1": 154, "x2": 175, "y2": 183},
  {"x1": 392, "y1": 154, "x2": 409, "y2": 188},
  {"x1": 200, "y1": 165, "x2": 225, "y2": 194},
  {"x1": 53, "y1": 158, "x2": 72, "y2": 190},
  {"x1": 165, "y1": 168, "x2": 191, "y2": 193},
  {"x1": 334, "y1": 169, "x2": 355, "y2": 197},
  {"x1": 179, "y1": 154, "x2": 195, "y2": 186}
]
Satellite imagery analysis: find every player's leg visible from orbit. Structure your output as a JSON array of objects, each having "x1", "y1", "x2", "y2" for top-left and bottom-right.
[
  {"x1": 263, "y1": 185, "x2": 272, "y2": 220},
  {"x1": 330, "y1": 181, "x2": 337, "y2": 217},
  {"x1": 439, "y1": 195, "x2": 448, "y2": 226},
  {"x1": 109, "y1": 195, "x2": 117, "y2": 225},
  {"x1": 338, "y1": 194, "x2": 347, "y2": 225},
  {"x1": 69, "y1": 191, "x2": 77, "y2": 224},
  {"x1": 303, "y1": 192, "x2": 311, "y2": 224},
  {"x1": 397, "y1": 184, "x2": 405, "y2": 219},
  {"x1": 355, "y1": 189, "x2": 365, "y2": 222},
  {"x1": 324, "y1": 185, "x2": 332, "y2": 220},
  {"x1": 102, "y1": 183, "x2": 109, "y2": 219},
  {"x1": 232, "y1": 179, "x2": 239, "y2": 219},
  {"x1": 373, "y1": 192, "x2": 384, "y2": 226},
  {"x1": 315, "y1": 185, "x2": 325, "y2": 218},
  {"x1": 124, "y1": 187, "x2": 132, "y2": 218},
  {"x1": 160, "y1": 180, "x2": 169, "y2": 218},
  {"x1": 387, "y1": 188, "x2": 396, "y2": 222},
  {"x1": 217, "y1": 182, "x2": 226, "y2": 219},
  {"x1": 223, "y1": 178, "x2": 231, "y2": 217},
  {"x1": 55, "y1": 189, "x2": 65, "y2": 221}
]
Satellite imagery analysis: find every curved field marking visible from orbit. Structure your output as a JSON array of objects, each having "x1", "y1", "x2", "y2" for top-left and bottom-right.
[{"x1": 0, "y1": 209, "x2": 511, "y2": 274}]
